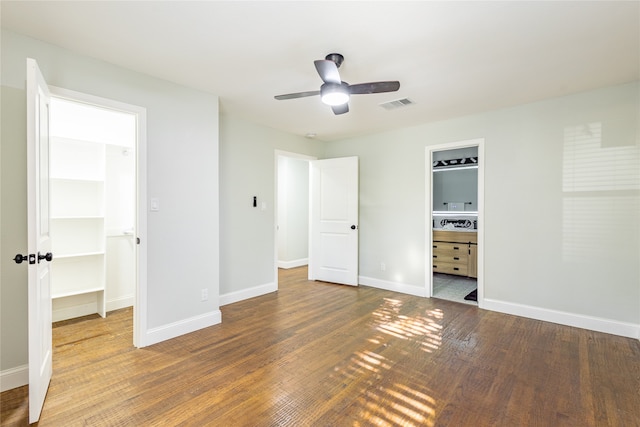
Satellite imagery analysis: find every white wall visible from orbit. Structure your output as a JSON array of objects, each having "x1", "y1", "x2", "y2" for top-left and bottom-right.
[
  {"x1": 323, "y1": 82, "x2": 639, "y2": 337},
  {"x1": 105, "y1": 144, "x2": 136, "y2": 312},
  {"x1": 1, "y1": 30, "x2": 220, "y2": 378},
  {"x1": 1, "y1": 84, "x2": 29, "y2": 372},
  {"x1": 277, "y1": 156, "x2": 310, "y2": 268},
  {"x1": 218, "y1": 114, "x2": 322, "y2": 304}
]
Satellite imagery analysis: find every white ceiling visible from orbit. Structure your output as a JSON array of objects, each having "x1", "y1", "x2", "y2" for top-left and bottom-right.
[{"x1": 2, "y1": 1, "x2": 639, "y2": 141}]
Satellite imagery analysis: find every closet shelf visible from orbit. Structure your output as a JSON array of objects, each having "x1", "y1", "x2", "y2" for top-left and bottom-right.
[
  {"x1": 54, "y1": 251, "x2": 104, "y2": 259},
  {"x1": 50, "y1": 177, "x2": 104, "y2": 183},
  {"x1": 52, "y1": 287, "x2": 104, "y2": 299},
  {"x1": 51, "y1": 216, "x2": 104, "y2": 220}
]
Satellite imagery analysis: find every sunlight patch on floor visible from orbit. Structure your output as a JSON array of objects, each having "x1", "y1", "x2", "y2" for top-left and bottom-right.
[
  {"x1": 372, "y1": 298, "x2": 443, "y2": 353},
  {"x1": 356, "y1": 382, "x2": 436, "y2": 427},
  {"x1": 329, "y1": 297, "x2": 440, "y2": 426}
]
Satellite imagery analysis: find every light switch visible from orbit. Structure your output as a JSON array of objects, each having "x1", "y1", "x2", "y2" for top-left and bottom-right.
[{"x1": 150, "y1": 198, "x2": 160, "y2": 212}]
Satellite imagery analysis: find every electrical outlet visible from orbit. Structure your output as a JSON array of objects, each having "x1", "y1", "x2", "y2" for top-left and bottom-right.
[
  {"x1": 201, "y1": 288, "x2": 208, "y2": 302},
  {"x1": 380, "y1": 262, "x2": 386, "y2": 272}
]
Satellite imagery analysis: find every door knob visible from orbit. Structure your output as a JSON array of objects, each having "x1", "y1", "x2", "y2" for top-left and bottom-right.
[
  {"x1": 38, "y1": 252, "x2": 53, "y2": 263},
  {"x1": 13, "y1": 253, "x2": 36, "y2": 264},
  {"x1": 13, "y1": 254, "x2": 28, "y2": 264},
  {"x1": 351, "y1": 225, "x2": 358, "y2": 230}
]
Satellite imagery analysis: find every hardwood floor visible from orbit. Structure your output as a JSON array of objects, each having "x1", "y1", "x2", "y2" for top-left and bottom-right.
[{"x1": 2, "y1": 266, "x2": 639, "y2": 426}]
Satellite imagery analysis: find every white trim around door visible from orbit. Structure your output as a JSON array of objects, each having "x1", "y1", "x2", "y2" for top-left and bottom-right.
[{"x1": 49, "y1": 85, "x2": 148, "y2": 348}]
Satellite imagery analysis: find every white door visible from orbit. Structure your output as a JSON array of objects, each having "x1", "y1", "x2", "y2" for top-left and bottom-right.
[
  {"x1": 309, "y1": 157, "x2": 359, "y2": 285},
  {"x1": 26, "y1": 58, "x2": 53, "y2": 423}
]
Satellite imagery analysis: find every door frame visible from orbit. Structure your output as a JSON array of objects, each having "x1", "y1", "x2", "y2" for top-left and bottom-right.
[
  {"x1": 49, "y1": 85, "x2": 147, "y2": 347},
  {"x1": 273, "y1": 150, "x2": 316, "y2": 290},
  {"x1": 425, "y1": 138, "x2": 485, "y2": 307}
]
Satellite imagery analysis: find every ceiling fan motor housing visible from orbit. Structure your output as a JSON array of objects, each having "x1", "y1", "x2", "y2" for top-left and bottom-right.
[{"x1": 325, "y1": 53, "x2": 344, "y2": 68}]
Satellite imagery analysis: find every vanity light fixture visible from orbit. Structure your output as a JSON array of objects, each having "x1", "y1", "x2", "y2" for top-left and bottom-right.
[{"x1": 433, "y1": 156, "x2": 478, "y2": 171}]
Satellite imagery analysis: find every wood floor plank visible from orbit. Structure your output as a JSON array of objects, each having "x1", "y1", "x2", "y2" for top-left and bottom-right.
[{"x1": 1, "y1": 266, "x2": 639, "y2": 426}]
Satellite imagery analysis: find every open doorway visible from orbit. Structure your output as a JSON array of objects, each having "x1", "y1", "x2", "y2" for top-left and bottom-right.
[
  {"x1": 426, "y1": 139, "x2": 484, "y2": 306},
  {"x1": 48, "y1": 87, "x2": 146, "y2": 346},
  {"x1": 274, "y1": 151, "x2": 316, "y2": 289}
]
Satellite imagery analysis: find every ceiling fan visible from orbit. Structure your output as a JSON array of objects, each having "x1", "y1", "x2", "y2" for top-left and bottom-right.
[{"x1": 274, "y1": 53, "x2": 400, "y2": 115}]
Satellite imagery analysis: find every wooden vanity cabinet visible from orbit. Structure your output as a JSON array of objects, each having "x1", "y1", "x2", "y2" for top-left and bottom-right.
[
  {"x1": 468, "y1": 244, "x2": 477, "y2": 278},
  {"x1": 432, "y1": 230, "x2": 477, "y2": 278}
]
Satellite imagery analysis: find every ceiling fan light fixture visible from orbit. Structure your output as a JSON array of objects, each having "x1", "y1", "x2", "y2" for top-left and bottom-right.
[
  {"x1": 274, "y1": 53, "x2": 400, "y2": 115},
  {"x1": 320, "y1": 83, "x2": 349, "y2": 106}
]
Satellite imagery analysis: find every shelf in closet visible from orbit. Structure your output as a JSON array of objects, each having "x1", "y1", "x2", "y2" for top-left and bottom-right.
[
  {"x1": 52, "y1": 287, "x2": 105, "y2": 300},
  {"x1": 51, "y1": 179, "x2": 104, "y2": 218},
  {"x1": 51, "y1": 218, "x2": 105, "y2": 255},
  {"x1": 54, "y1": 251, "x2": 105, "y2": 259},
  {"x1": 50, "y1": 176, "x2": 104, "y2": 182},
  {"x1": 50, "y1": 136, "x2": 107, "y2": 317},
  {"x1": 51, "y1": 255, "x2": 105, "y2": 299},
  {"x1": 52, "y1": 215, "x2": 104, "y2": 220}
]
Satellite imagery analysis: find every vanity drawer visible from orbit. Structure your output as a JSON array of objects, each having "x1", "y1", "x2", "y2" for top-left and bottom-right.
[
  {"x1": 432, "y1": 261, "x2": 468, "y2": 276},
  {"x1": 432, "y1": 241, "x2": 467, "y2": 257},
  {"x1": 432, "y1": 252, "x2": 466, "y2": 264}
]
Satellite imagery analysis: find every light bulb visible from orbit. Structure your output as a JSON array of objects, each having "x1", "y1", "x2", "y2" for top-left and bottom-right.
[{"x1": 320, "y1": 83, "x2": 349, "y2": 106}]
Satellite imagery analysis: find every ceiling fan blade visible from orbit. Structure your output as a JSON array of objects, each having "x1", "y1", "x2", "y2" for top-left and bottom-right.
[
  {"x1": 274, "y1": 90, "x2": 320, "y2": 100},
  {"x1": 314, "y1": 60, "x2": 341, "y2": 84},
  {"x1": 331, "y1": 103, "x2": 349, "y2": 115},
  {"x1": 348, "y1": 81, "x2": 400, "y2": 95}
]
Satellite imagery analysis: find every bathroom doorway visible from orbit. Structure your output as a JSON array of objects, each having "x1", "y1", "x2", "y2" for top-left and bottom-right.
[{"x1": 426, "y1": 139, "x2": 484, "y2": 306}]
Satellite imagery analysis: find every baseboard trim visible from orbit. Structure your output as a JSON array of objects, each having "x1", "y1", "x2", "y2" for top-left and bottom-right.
[
  {"x1": 220, "y1": 282, "x2": 277, "y2": 306},
  {"x1": 1, "y1": 364, "x2": 28, "y2": 392},
  {"x1": 483, "y1": 298, "x2": 640, "y2": 340},
  {"x1": 277, "y1": 258, "x2": 308, "y2": 269},
  {"x1": 141, "y1": 310, "x2": 222, "y2": 347},
  {"x1": 358, "y1": 276, "x2": 427, "y2": 297},
  {"x1": 52, "y1": 296, "x2": 133, "y2": 322},
  {"x1": 106, "y1": 295, "x2": 134, "y2": 312},
  {"x1": 52, "y1": 302, "x2": 98, "y2": 322}
]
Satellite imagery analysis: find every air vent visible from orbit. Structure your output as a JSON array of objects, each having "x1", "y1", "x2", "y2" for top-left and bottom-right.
[{"x1": 379, "y1": 98, "x2": 414, "y2": 110}]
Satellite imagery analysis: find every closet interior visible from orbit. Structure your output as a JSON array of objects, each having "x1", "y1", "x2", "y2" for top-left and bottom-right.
[{"x1": 49, "y1": 97, "x2": 136, "y2": 322}]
